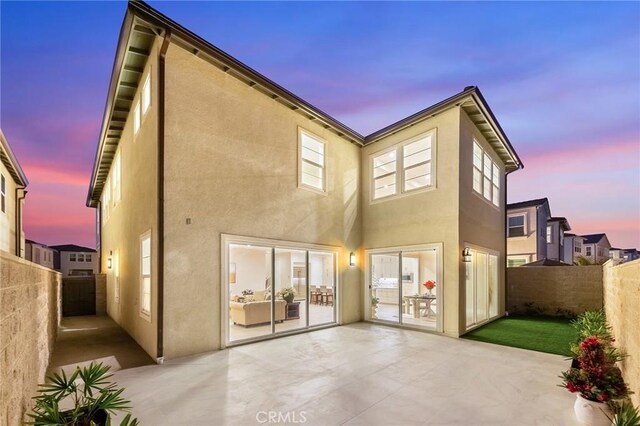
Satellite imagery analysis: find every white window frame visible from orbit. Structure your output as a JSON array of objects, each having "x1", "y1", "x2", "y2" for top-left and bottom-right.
[
  {"x1": 70, "y1": 253, "x2": 76, "y2": 262},
  {"x1": 113, "y1": 150, "x2": 122, "y2": 206},
  {"x1": 507, "y1": 213, "x2": 527, "y2": 238},
  {"x1": 507, "y1": 256, "x2": 530, "y2": 268},
  {"x1": 141, "y1": 71, "x2": 151, "y2": 116},
  {"x1": 370, "y1": 129, "x2": 437, "y2": 203},
  {"x1": 77, "y1": 254, "x2": 85, "y2": 262},
  {"x1": 585, "y1": 246, "x2": 592, "y2": 256},
  {"x1": 0, "y1": 174, "x2": 5, "y2": 214},
  {"x1": 546, "y1": 225, "x2": 552, "y2": 244},
  {"x1": 133, "y1": 101, "x2": 141, "y2": 135},
  {"x1": 472, "y1": 139, "x2": 501, "y2": 208},
  {"x1": 297, "y1": 128, "x2": 327, "y2": 194},
  {"x1": 140, "y1": 230, "x2": 152, "y2": 320}
]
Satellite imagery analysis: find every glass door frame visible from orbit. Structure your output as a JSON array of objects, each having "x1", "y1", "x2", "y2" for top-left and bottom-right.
[
  {"x1": 464, "y1": 243, "x2": 501, "y2": 332},
  {"x1": 364, "y1": 242, "x2": 443, "y2": 333},
  {"x1": 221, "y1": 234, "x2": 340, "y2": 348}
]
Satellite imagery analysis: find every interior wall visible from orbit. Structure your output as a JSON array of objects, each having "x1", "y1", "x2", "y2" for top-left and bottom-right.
[{"x1": 229, "y1": 246, "x2": 270, "y2": 294}]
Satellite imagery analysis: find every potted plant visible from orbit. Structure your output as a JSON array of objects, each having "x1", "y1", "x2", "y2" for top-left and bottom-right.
[
  {"x1": 561, "y1": 336, "x2": 631, "y2": 426},
  {"x1": 423, "y1": 280, "x2": 436, "y2": 296},
  {"x1": 26, "y1": 362, "x2": 138, "y2": 426},
  {"x1": 607, "y1": 402, "x2": 640, "y2": 426},
  {"x1": 278, "y1": 287, "x2": 296, "y2": 304},
  {"x1": 371, "y1": 296, "x2": 379, "y2": 319}
]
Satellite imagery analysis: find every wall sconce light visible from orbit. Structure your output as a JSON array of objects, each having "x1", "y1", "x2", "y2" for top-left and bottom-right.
[
  {"x1": 349, "y1": 252, "x2": 356, "y2": 267},
  {"x1": 107, "y1": 257, "x2": 113, "y2": 269},
  {"x1": 463, "y1": 247, "x2": 472, "y2": 263}
]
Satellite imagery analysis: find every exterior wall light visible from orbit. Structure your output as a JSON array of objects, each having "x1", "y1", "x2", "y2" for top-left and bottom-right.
[
  {"x1": 107, "y1": 257, "x2": 113, "y2": 269},
  {"x1": 463, "y1": 247, "x2": 472, "y2": 263},
  {"x1": 349, "y1": 252, "x2": 356, "y2": 266}
]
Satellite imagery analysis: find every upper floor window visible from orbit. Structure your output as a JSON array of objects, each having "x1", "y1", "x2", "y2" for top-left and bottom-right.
[
  {"x1": 546, "y1": 226, "x2": 552, "y2": 243},
  {"x1": 112, "y1": 150, "x2": 122, "y2": 206},
  {"x1": 140, "y1": 231, "x2": 152, "y2": 318},
  {"x1": 371, "y1": 130, "x2": 435, "y2": 201},
  {"x1": 586, "y1": 246, "x2": 592, "y2": 256},
  {"x1": 133, "y1": 101, "x2": 141, "y2": 135},
  {"x1": 298, "y1": 129, "x2": 326, "y2": 193},
  {"x1": 70, "y1": 253, "x2": 77, "y2": 262},
  {"x1": 142, "y1": 72, "x2": 151, "y2": 115},
  {"x1": 508, "y1": 214, "x2": 526, "y2": 237},
  {"x1": 575, "y1": 246, "x2": 581, "y2": 253},
  {"x1": 473, "y1": 141, "x2": 500, "y2": 207},
  {"x1": 0, "y1": 174, "x2": 5, "y2": 213},
  {"x1": 86, "y1": 254, "x2": 92, "y2": 262},
  {"x1": 77, "y1": 254, "x2": 85, "y2": 262}
]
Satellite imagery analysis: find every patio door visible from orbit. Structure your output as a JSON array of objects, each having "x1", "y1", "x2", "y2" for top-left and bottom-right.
[{"x1": 366, "y1": 244, "x2": 442, "y2": 332}]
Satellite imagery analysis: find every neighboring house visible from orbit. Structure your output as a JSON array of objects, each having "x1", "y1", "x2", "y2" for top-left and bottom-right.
[
  {"x1": 50, "y1": 244, "x2": 98, "y2": 277},
  {"x1": 86, "y1": 1, "x2": 523, "y2": 361},
  {"x1": 506, "y1": 198, "x2": 551, "y2": 267},
  {"x1": 609, "y1": 248, "x2": 640, "y2": 263},
  {"x1": 581, "y1": 234, "x2": 612, "y2": 264},
  {"x1": 563, "y1": 233, "x2": 585, "y2": 265},
  {"x1": 0, "y1": 129, "x2": 28, "y2": 257},
  {"x1": 546, "y1": 217, "x2": 571, "y2": 262},
  {"x1": 25, "y1": 239, "x2": 55, "y2": 269}
]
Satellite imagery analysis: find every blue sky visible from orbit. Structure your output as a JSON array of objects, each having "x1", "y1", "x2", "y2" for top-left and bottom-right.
[{"x1": 1, "y1": 1, "x2": 639, "y2": 247}]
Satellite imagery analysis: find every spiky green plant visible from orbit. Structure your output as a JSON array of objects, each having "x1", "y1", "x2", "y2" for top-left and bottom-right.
[
  {"x1": 608, "y1": 401, "x2": 640, "y2": 426},
  {"x1": 26, "y1": 362, "x2": 139, "y2": 426},
  {"x1": 571, "y1": 310, "x2": 613, "y2": 342}
]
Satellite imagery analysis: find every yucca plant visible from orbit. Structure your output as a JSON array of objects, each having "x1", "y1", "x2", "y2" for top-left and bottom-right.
[
  {"x1": 26, "y1": 362, "x2": 139, "y2": 426},
  {"x1": 608, "y1": 401, "x2": 640, "y2": 426},
  {"x1": 571, "y1": 310, "x2": 613, "y2": 342}
]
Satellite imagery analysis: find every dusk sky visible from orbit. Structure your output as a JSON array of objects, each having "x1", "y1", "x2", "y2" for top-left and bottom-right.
[{"x1": 1, "y1": 1, "x2": 639, "y2": 249}]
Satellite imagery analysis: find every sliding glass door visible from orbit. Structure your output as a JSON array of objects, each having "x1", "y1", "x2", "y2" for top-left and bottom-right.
[
  {"x1": 224, "y1": 236, "x2": 338, "y2": 345},
  {"x1": 465, "y1": 247, "x2": 499, "y2": 329},
  {"x1": 367, "y1": 245, "x2": 441, "y2": 331}
]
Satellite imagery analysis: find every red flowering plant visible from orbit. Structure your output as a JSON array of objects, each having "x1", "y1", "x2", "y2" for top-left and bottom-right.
[
  {"x1": 423, "y1": 280, "x2": 436, "y2": 291},
  {"x1": 560, "y1": 336, "x2": 631, "y2": 403}
]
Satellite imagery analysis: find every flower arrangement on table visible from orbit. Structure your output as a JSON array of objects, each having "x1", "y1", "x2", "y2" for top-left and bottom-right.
[
  {"x1": 560, "y1": 335, "x2": 629, "y2": 403},
  {"x1": 278, "y1": 287, "x2": 296, "y2": 304},
  {"x1": 423, "y1": 280, "x2": 436, "y2": 295}
]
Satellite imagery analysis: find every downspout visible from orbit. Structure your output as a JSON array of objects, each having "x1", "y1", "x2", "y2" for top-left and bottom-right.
[
  {"x1": 15, "y1": 188, "x2": 27, "y2": 257},
  {"x1": 156, "y1": 30, "x2": 171, "y2": 363}
]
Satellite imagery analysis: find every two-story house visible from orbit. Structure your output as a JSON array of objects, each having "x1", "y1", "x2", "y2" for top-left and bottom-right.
[
  {"x1": 563, "y1": 233, "x2": 585, "y2": 265},
  {"x1": 0, "y1": 129, "x2": 28, "y2": 257},
  {"x1": 609, "y1": 248, "x2": 639, "y2": 263},
  {"x1": 546, "y1": 217, "x2": 571, "y2": 263},
  {"x1": 86, "y1": 1, "x2": 523, "y2": 361},
  {"x1": 50, "y1": 244, "x2": 99, "y2": 277},
  {"x1": 25, "y1": 239, "x2": 55, "y2": 269},
  {"x1": 506, "y1": 198, "x2": 551, "y2": 267},
  {"x1": 581, "y1": 234, "x2": 612, "y2": 264}
]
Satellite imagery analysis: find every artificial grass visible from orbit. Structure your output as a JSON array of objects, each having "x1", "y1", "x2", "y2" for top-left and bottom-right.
[{"x1": 463, "y1": 314, "x2": 577, "y2": 357}]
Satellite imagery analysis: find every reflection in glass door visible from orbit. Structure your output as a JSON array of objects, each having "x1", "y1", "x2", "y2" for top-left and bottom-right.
[
  {"x1": 275, "y1": 248, "x2": 307, "y2": 333},
  {"x1": 370, "y1": 253, "x2": 400, "y2": 324},
  {"x1": 309, "y1": 251, "x2": 335, "y2": 327}
]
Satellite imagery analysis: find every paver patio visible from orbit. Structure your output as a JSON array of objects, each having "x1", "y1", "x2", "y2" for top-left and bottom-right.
[{"x1": 95, "y1": 322, "x2": 580, "y2": 425}]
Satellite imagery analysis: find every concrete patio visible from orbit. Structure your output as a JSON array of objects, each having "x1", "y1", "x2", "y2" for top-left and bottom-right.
[{"x1": 91, "y1": 322, "x2": 581, "y2": 425}]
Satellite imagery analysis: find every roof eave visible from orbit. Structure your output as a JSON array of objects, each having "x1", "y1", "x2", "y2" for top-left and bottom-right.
[{"x1": 0, "y1": 129, "x2": 29, "y2": 187}]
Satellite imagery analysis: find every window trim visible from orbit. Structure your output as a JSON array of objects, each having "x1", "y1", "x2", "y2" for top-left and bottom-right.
[
  {"x1": 140, "y1": 230, "x2": 152, "y2": 321},
  {"x1": 141, "y1": 70, "x2": 151, "y2": 117},
  {"x1": 546, "y1": 225, "x2": 552, "y2": 244},
  {"x1": 297, "y1": 127, "x2": 327, "y2": 195},
  {"x1": 133, "y1": 100, "x2": 141, "y2": 135},
  {"x1": 472, "y1": 139, "x2": 501, "y2": 209},
  {"x1": 370, "y1": 128, "x2": 437, "y2": 203},
  {"x1": 0, "y1": 173, "x2": 5, "y2": 214},
  {"x1": 507, "y1": 255, "x2": 530, "y2": 268},
  {"x1": 507, "y1": 212, "x2": 528, "y2": 238}
]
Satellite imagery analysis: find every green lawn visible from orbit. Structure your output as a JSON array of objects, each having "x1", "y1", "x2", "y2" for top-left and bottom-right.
[{"x1": 463, "y1": 315, "x2": 577, "y2": 356}]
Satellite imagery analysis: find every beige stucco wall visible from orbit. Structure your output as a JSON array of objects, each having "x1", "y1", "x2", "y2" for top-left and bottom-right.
[
  {"x1": 603, "y1": 259, "x2": 640, "y2": 407},
  {"x1": 361, "y1": 107, "x2": 462, "y2": 336},
  {"x1": 506, "y1": 265, "x2": 603, "y2": 315},
  {"x1": 163, "y1": 44, "x2": 362, "y2": 358},
  {"x1": 100, "y1": 38, "x2": 160, "y2": 359},
  {"x1": 0, "y1": 250, "x2": 60, "y2": 425},
  {"x1": 96, "y1": 273, "x2": 107, "y2": 315},
  {"x1": 506, "y1": 205, "x2": 542, "y2": 263},
  {"x1": 458, "y1": 109, "x2": 507, "y2": 333},
  {"x1": 0, "y1": 160, "x2": 21, "y2": 256}
]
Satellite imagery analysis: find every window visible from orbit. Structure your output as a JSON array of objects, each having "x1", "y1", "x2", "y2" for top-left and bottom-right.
[
  {"x1": 142, "y1": 72, "x2": 151, "y2": 115},
  {"x1": 86, "y1": 254, "x2": 92, "y2": 262},
  {"x1": 472, "y1": 140, "x2": 500, "y2": 207},
  {"x1": 140, "y1": 232, "x2": 151, "y2": 318},
  {"x1": 70, "y1": 253, "x2": 76, "y2": 262},
  {"x1": 546, "y1": 226, "x2": 552, "y2": 244},
  {"x1": 508, "y1": 215, "x2": 526, "y2": 237},
  {"x1": 103, "y1": 178, "x2": 111, "y2": 222},
  {"x1": 586, "y1": 246, "x2": 592, "y2": 256},
  {"x1": 77, "y1": 254, "x2": 84, "y2": 262},
  {"x1": 466, "y1": 248, "x2": 499, "y2": 329},
  {"x1": 598, "y1": 248, "x2": 603, "y2": 257},
  {"x1": 298, "y1": 130, "x2": 326, "y2": 192},
  {"x1": 371, "y1": 130, "x2": 435, "y2": 201},
  {"x1": 112, "y1": 150, "x2": 121, "y2": 205},
  {"x1": 0, "y1": 174, "x2": 5, "y2": 213},
  {"x1": 575, "y1": 246, "x2": 581, "y2": 253},
  {"x1": 133, "y1": 101, "x2": 141, "y2": 135},
  {"x1": 402, "y1": 133, "x2": 432, "y2": 192},
  {"x1": 507, "y1": 258, "x2": 528, "y2": 268}
]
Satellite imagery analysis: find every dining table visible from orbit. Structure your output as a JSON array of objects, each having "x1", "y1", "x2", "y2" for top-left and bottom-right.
[{"x1": 403, "y1": 294, "x2": 436, "y2": 318}]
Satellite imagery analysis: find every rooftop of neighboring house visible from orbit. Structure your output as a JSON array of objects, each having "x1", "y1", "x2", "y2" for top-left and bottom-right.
[
  {"x1": 522, "y1": 258, "x2": 571, "y2": 267},
  {"x1": 49, "y1": 244, "x2": 97, "y2": 253},
  {"x1": 25, "y1": 239, "x2": 53, "y2": 248},
  {"x1": 506, "y1": 198, "x2": 549, "y2": 210},
  {"x1": 581, "y1": 234, "x2": 608, "y2": 245},
  {"x1": 548, "y1": 217, "x2": 571, "y2": 231},
  {"x1": 0, "y1": 128, "x2": 28, "y2": 187}
]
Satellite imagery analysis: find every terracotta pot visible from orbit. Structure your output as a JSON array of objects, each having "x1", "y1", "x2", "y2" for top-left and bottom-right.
[{"x1": 574, "y1": 394, "x2": 612, "y2": 426}]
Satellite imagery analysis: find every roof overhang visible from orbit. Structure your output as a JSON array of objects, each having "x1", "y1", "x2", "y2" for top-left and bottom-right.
[{"x1": 0, "y1": 128, "x2": 28, "y2": 187}]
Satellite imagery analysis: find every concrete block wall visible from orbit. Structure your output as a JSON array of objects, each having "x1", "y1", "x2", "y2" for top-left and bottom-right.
[
  {"x1": 507, "y1": 265, "x2": 603, "y2": 316},
  {"x1": 603, "y1": 259, "x2": 640, "y2": 407},
  {"x1": 0, "y1": 250, "x2": 61, "y2": 425},
  {"x1": 96, "y1": 274, "x2": 107, "y2": 315}
]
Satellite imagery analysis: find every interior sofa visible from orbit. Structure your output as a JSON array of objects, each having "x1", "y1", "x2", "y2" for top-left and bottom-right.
[{"x1": 229, "y1": 299, "x2": 286, "y2": 327}]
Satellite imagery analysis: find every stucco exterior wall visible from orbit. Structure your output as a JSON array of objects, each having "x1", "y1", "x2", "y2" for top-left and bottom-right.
[
  {"x1": 361, "y1": 107, "x2": 461, "y2": 336},
  {"x1": 100, "y1": 38, "x2": 160, "y2": 360},
  {"x1": 458, "y1": 109, "x2": 506, "y2": 332},
  {"x1": 0, "y1": 250, "x2": 60, "y2": 425},
  {"x1": 163, "y1": 44, "x2": 362, "y2": 358},
  {"x1": 506, "y1": 266, "x2": 603, "y2": 315},
  {"x1": 603, "y1": 259, "x2": 640, "y2": 407},
  {"x1": 0, "y1": 160, "x2": 20, "y2": 256},
  {"x1": 507, "y1": 205, "x2": 543, "y2": 262}
]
